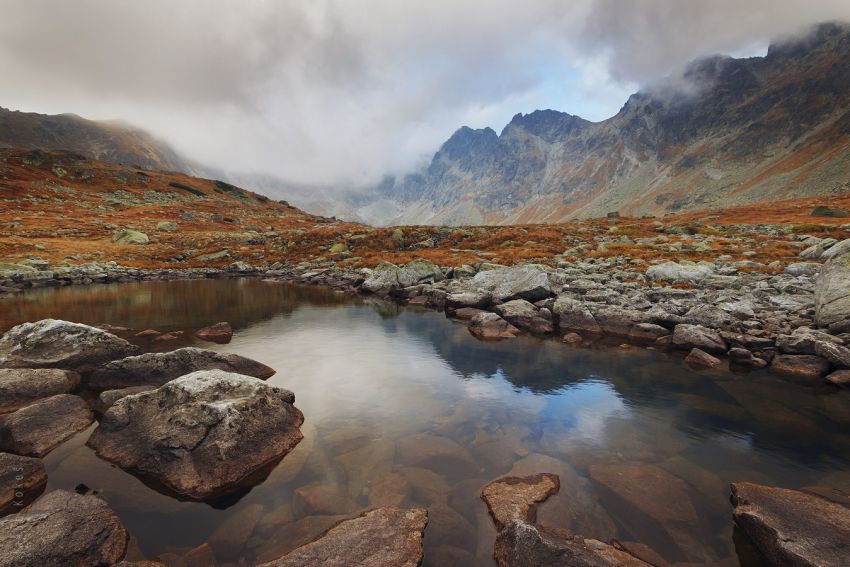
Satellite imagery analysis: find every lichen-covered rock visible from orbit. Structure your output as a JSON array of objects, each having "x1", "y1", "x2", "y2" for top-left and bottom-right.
[
  {"x1": 731, "y1": 482, "x2": 850, "y2": 567},
  {"x1": 258, "y1": 507, "x2": 427, "y2": 567},
  {"x1": 472, "y1": 265, "x2": 553, "y2": 302},
  {"x1": 87, "y1": 347, "x2": 275, "y2": 390},
  {"x1": 363, "y1": 259, "x2": 443, "y2": 292},
  {"x1": 112, "y1": 229, "x2": 149, "y2": 244},
  {"x1": 481, "y1": 473, "x2": 560, "y2": 530},
  {"x1": 0, "y1": 319, "x2": 140, "y2": 371},
  {"x1": 815, "y1": 251, "x2": 850, "y2": 332},
  {"x1": 0, "y1": 453, "x2": 46, "y2": 516},
  {"x1": 87, "y1": 370, "x2": 303, "y2": 500},
  {"x1": 646, "y1": 261, "x2": 714, "y2": 283},
  {"x1": 0, "y1": 368, "x2": 79, "y2": 413},
  {"x1": 0, "y1": 394, "x2": 93, "y2": 457},
  {"x1": 494, "y1": 300, "x2": 553, "y2": 334},
  {"x1": 0, "y1": 490, "x2": 129, "y2": 567}
]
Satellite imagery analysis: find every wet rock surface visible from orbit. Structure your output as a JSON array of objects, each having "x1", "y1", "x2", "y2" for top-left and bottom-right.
[
  {"x1": 194, "y1": 322, "x2": 233, "y2": 344},
  {"x1": 0, "y1": 368, "x2": 79, "y2": 413},
  {"x1": 87, "y1": 370, "x2": 303, "y2": 500},
  {"x1": 0, "y1": 489, "x2": 129, "y2": 567},
  {"x1": 0, "y1": 394, "x2": 93, "y2": 457},
  {"x1": 481, "y1": 473, "x2": 561, "y2": 530},
  {"x1": 88, "y1": 346, "x2": 276, "y2": 390},
  {"x1": 258, "y1": 507, "x2": 428, "y2": 567},
  {"x1": 731, "y1": 482, "x2": 850, "y2": 567},
  {"x1": 469, "y1": 312, "x2": 521, "y2": 340},
  {"x1": 0, "y1": 452, "x2": 46, "y2": 516}
]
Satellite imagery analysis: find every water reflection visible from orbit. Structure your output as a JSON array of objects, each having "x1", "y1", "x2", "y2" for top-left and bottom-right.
[{"x1": 2, "y1": 280, "x2": 849, "y2": 566}]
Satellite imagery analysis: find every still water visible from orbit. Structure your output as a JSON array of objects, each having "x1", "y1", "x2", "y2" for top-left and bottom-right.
[{"x1": 2, "y1": 279, "x2": 849, "y2": 566}]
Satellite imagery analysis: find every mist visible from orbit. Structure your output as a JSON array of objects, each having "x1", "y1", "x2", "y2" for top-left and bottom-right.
[{"x1": 1, "y1": 1, "x2": 849, "y2": 186}]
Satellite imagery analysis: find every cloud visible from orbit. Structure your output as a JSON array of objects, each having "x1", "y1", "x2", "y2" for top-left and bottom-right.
[{"x1": 0, "y1": 1, "x2": 848, "y2": 186}]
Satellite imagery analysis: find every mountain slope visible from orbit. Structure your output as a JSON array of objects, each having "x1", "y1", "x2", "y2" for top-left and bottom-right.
[{"x1": 372, "y1": 22, "x2": 850, "y2": 225}]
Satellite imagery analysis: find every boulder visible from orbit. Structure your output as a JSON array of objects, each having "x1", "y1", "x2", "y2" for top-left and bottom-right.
[
  {"x1": 481, "y1": 473, "x2": 560, "y2": 530},
  {"x1": 112, "y1": 229, "x2": 149, "y2": 244},
  {"x1": 258, "y1": 507, "x2": 427, "y2": 567},
  {"x1": 628, "y1": 323, "x2": 670, "y2": 342},
  {"x1": 363, "y1": 260, "x2": 443, "y2": 292},
  {"x1": 731, "y1": 482, "x2": 850, "y2": 567},
  {"x1": 452, "y1": 307, "x2": 486, "y2": 320},
  {"x1": 684, "y1": 348, "x2": 721, "y2": 369},
  {"x1": 0, "y1": 394, "x2": 93, "y2": 457},
  {"x1": 0, "y1": 368, "x2": 79, "y2": 413},
  {"x1": 785, "y1": 262, "x2": 822, "y2": 277},
  {"x1": 769, "y1": 355, "x2": 831, "y2": 380},
  {"x1": 95, "y1": 386, "x2": 156, "y2": 414},
  {"x1": 821, "y1": 238, "x2": 850, "y2": 260},
  {"x1": 87, "y1": 347, "x2": 275, "y2": 390},
  {"x1": 494, "y1": 300, "x2": 553, "y2": 334},
  {"x1": 815, "y1": 252, "x2": 850, "y2": 332},
  {"x1": 87, "y1": 370, "x2": 303, "y2": 500},
  {"x1": 194, "y1": 322, "x2": 233, "y2": 344},
  {"x1": 646, "y1": 261, "x2": 713, "y2": 283},
  {"x1": 814, "y1": 340, "x2": 850, "y2": 369},
  {"x1": 553, "y1": 297, "x2": 602, "y2": 334},
  {"x1": 826, "y1": 370, "x2": 850, "y2": 387},
  {"x1": 468, "y1": 312, "x2": 520, "y2": 340},
  {"x1": 472, "y1": 265, "x2": 553, "y2": 302},
  {"x1": 671, "y1": 324, "x2": 727, "y2": 355},
  {"x1": 493, "y1": 520, "x2": 651, "y2": 567},
  {"x1": 0, "y1": 453, "x2": 46, "y2": 515},
  {"x1": 446, "y1": 291, "x2": 492, "y2": 309},
  {"x1": 683, "y1": 304, "x2": 736, "y2": 330},
  {"x1": 777, "y1": 327, "x2": 842, "y2": 354},
  {"x1": 0, "y1": 490, "x2": 129, "y2": 567},
  {"x1": 155, "y1": 220, "x2": 178, "y2": 232},
  {"x1": 0, "y1": 319, "x2": 140, "y2": 371}
]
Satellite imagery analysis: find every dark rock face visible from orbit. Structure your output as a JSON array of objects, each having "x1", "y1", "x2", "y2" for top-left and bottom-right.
[
  {"x1": 769, "y1": 354, "x2": 831, "y2": 380},
  {"x1": 87, "y1": 370, "x2": 303, "y2": 500},
  {"x1": 87, "y1": 347, "x2": 276, "y2": 390},
  {"x1": 0, "y1": 368, "x2": 79, "y2": 413},
  {"x1": 258, "y1": 507, "x2": 428, "y2": 567},
  {"x1": 731, "y1": 482, "x2": 850, "y2": 567},
  {"x1": 0, "y1": 394, "x2": 93, "y2": 457},
  {"x1": 481, "y1": 473, "x2": 560, "y2": 530},
  {"x1": 469, "y1": 312, "x2": 520, "y2": 340},
  {"x1": 0, "y1": 453, "x2": 46, "y2": 516},
  {"x1": 194, "y1": 322, "x2": 233, "y2": 344},
  {"x1": 0, "y1": 489, "x2": 129, "y2": 567},
  {"x1": 0, "y1": 319, "x2": 139, "y2": 371},
  {"x1": 493, "y1": 520, "x2": 651, "y2": 567}
]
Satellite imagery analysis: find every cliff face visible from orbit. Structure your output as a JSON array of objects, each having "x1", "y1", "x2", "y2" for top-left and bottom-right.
[{"x1": 373, "y1": 23, "x2": 850, "y2": 225}]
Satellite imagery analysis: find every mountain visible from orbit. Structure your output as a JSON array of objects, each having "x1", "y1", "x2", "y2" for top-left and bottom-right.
[
  {"x1": 0, "y1": 107, "x2": 196, "y2": 173},
  {"x1": 365, "y1": 22, "x2": 850, "y2": 225}
]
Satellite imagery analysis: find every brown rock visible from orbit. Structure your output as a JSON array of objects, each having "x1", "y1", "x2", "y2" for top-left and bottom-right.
[
  {"x1": 292, "y1": 484, "x2": 357, "y2": 517},
  {"x1": 731, "y1": 482, "x2": 850, "y2": 567},
  {"x1": 0, "y1": 368, "x2": 79, "y2": 413},
  {"x1": 826, "y1": 369, "x2": 850, "y2": 387},
  {"x1": 183, "y1": 543, "x2": 217, "y2": 567},
  {"x1": 562, "y1": 332, "x2": 583, "y2": 345},
  {"x1": 0, "y1": 394, "x2": 93, "y2": 457},
  {"x1": 494, "y1": 519, "x2": 651, "y2": 567},
  {"x1": 153, "y1": 332, "x2": 182, "y2": 342},
  {"x1": 257, "y1": 507, "x2": 427, "y2": 567},
  {"x1": 814, "y1": 340, "x2": 850, "y2": 369},
  {"x1": 629, "y1": 323, "x2": 671, "y2": 343},
  {"x1": 396, "y1": 433, "x2": 479, "y2": 475},
  {"x1": 452, "y1": 307, "x2": 486, "y2": 320},
  {"x1": 769, "y1": 354, "x2": 831, "y2": 380},
  {"x1": 684, "y1": 348, "x2": 722, "y2": 369},
  {"x1": 135, "y1": 329, "x2": 161, "y2": 338},
  {"x1": 95, "y1": 385, "x2": 157, "y2": 413},
  {"x1": 481, "y1": 473, "x2": 560, "y2": 530},
  {"x1": 367, "y1": 472, "x2": 411, "y2": 508},
  {"x1": 0, "y1": 452, "x2": 46, "y2": 516},
  {"x1": 671, "y1": 324, "x2": 727, "y2": 355},
  {"x1": 469, "y1": 312, "x2": 520, "y2": 340},
  {"x1": 195, "y1": 322, "x2": 233, "y2": 344},
  {"x1": 0, "y1": 489, "x2": 129, "y2": 567},
  {"x1": 208, "y1": 503, "x2": 262, "y2": 558}
]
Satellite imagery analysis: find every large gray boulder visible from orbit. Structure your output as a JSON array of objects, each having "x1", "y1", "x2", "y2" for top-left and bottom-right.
[
  {"x1": 0, "y1": 490, "x2": 129, "y2": 567},
  {"x1": 0, "y1": 453, "x2": 46, "y2": 515},
  {"x1": 0, "y1": 319, "x2": 140, "y2": 371},
  {"x1": 87, "y1": 347, "x2": 275, "y2": 390},
  {"x1": 553, "y1": 297, "x2": 602, "y2": 334},
  {"x1": 494, "y1": 300, "x2": 553, "y2": 334},
  {"x1": 815, "y1": 252, "x2": 850, "y2": 332},
  {"x1": 0, "y1": 368, "x2": 79, "y2": 413},
  {"x1": 0, "y1": 394, "x2": 93, "y2": 457},
  {"x1": 671, "y1": 324, "x2": 727, "y2": 355},
  {"x1": 731, "y1": 482, "x2": 850, "y2": 567},
  {"x1": 646, "y1": 261, "x2": 714, "y2": 283},
  {"x1": 363, "y1": 260, "x2": 443, "y2": 292},
  {"x1": 258, "y1": 507, "x2": 427, "y2": 567},
  {"x1": 87, "y1": 370, "x2": 304, "y2": 500},
  {"x1": 472, "y1": 265, "x2": 553, "y2": 302}
]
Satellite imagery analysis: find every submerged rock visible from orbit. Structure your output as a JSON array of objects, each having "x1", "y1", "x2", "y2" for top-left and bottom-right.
[
  {"x1": 87, "y1": 370, "x2": 303, "y2": 500},
  {"x1": 481, "y1": 473, "x2": 560, "y2": 530},
  {"x1": 769, "y1": 355, "x2": 831, "y2": 380},
  {"x1": 0, "y1": 453, "x2": 46, "y2": 516},
  {"x1": 0, "y1": 489, "x2": 129, "y2": 567},
  {"x1": 0, "y1": 368, "x2": 79, "y2": 413},
  {"x1": 815, "y1": 251, "x2": 850, "y2": 332},
  {"x1": 0, "y1": 394, "x2": 93, "y2": 457},
  {"x1": 494, "y1": 520, "x2": 651, "y2": 567},
  {"x1": 87, "y1": 347, "x2": 275, "y2": 390},
  {"x1": 194, "y1": 322, "x2": 233, "y2": 344},
  {"x1": 0, "y1": 319, "x2": 139, "y2": 371},
  {"x1": 469, "y1": 312, "x2": 521, "y2": 340},
  {"x1": 731, "y1": 482, "x2": 850, "y2": 567},
  {"x1": 258, "y1": 507, "x2": 427, "y2": 567}
]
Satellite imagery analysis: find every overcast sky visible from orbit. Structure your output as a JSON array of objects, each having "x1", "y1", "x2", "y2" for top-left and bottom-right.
[{"x1": 1, "y1": 0, "x2": 849, "y2": 185}]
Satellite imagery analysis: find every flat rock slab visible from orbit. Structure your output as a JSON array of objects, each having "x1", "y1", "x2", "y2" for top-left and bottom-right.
[
  {"x1": 87, "y1": 370, "x2": 303, "y2": 500},
  {"x1": 494, "y1": 520, "x2": 651, "y2": 567},
  {"x1": 88, "y1": 346, "x2": 276, "y2": 390},
  {"x1": 0, "y1": 368, "x2": 79, "y2": 413},
  {"x1": 482, "y1": 473, "x2": 560, "y2": 530},
  {"x1": 731, "y1": 482, "x2": 850, "y2": 567},
  {"x1": 0, "y1": 452, "x2": 46, "y2": 516},
  {"x1": 0, "y1": 394, "x2": 93, "y2": 457},
  {"x1": 258, "y1": 507, "x2": 428, "y2": 567},
  {"x1": 0, "y1": 489, "x2": 129, "y2": 567},
  {"x1": 0, "y1": 319, "x2": 139, "y2": 371},
  {"x1": 396, "y1": 432, "x2": 479, "y2": 476}
]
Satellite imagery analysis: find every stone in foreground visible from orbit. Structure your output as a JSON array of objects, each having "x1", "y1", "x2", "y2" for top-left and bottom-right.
[
  {"x1": 195, "y1": 322, "x2": 233, "y2": 344},
  {"x1": 0, "y1": 453, "x2": 46, "y2": 516},
  {"x1": 731, "y1": 482, "x2": 850, "y2": 567},
  {"x1": 482, "y1": 473, "x2": 560, "y2": 530},
  {"x1": 258, "y1": 507, "x2": 427, "y2": 567},
  {"x1": 494, "y1": 519, "x2": 651, "y2": 567},
  {"x1": 0, "y1": 319, "x2": 140, "y2": 371},
  {"x1": 87, "y1": 370, "x2": 303, "y2": 500},
  {"x1": 0, "y1": 489, "x2": 129, "y2": 567},
  {"x1": 0, "y1": 394, "x2": 93, "y2": 457},
  {"x1": 0, "y1": 368, "x2": 79, "y2": 413},
  {"x1": 87, "y1": 346, "x2": 276, "y2": 390}
]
